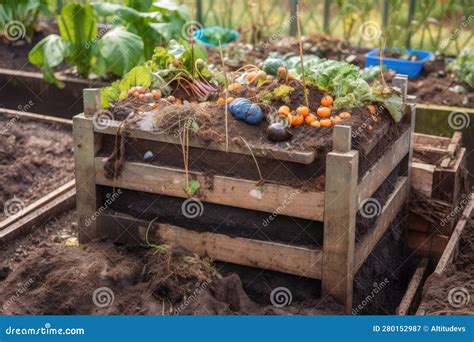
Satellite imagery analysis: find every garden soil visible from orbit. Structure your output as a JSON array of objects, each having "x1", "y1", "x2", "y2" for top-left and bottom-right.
[
  {"x1": 0, "y1": 114, "x2": 74, "y2": 221},
  {"x1": 0, "y1": 210, "x2": 342, "y2": 315}
]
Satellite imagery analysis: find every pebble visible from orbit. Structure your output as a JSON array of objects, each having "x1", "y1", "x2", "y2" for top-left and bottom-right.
[{"x1": 144, "y1": 151, "x2": 154, "y2": 160}]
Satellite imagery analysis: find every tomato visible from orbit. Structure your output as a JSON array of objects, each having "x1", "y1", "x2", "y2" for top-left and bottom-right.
[
  {"x1": 320, "y1": 95, "x2": 334, "y2": 107},
  {"x1": 317, "y1": 106, "x2": 331, "y2": 118}
]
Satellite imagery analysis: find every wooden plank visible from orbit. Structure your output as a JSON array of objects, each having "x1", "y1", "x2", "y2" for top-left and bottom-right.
[
  {"x1": 94, "y1": 158, "x2": 325, "y2": 221},
  {"x1": 358, "y1": 128, "x2": 410, "y2": 204},
  {"x1": 434, "y1": 196, "x2": 473, "y2": 275},
  {"x1": 83, "y1": 88, "x2": 101, "y2": 117},
  {"x1": 413, "y1": 132, "x2": 451, "y2": 147},
  {"x1": 99, "y1": 213, "x2": 323, "y2": 279},
  {"x1": 0, "y1": 188, "x2": 76, "y2": 242},
  {"x1": 396, "y1": 258, "x2": 429, "y2": 315},
  {"x1": 407, "y1": 231, "x2": 449, "y2": 259},
  {"x1": 0, "y1": 180, "x2": 75, "y2": 230},
  {"x1": 411, "y1": 162, "x2": 434, "y2": 197},
  {"x1": 354, "y1": 177, "x2": 409, "y2": 272},
  {"x1": 0, "y1": 67, "x2": 108, "y2": 87},
  {"x1": 95, "y1": 119, "x2": 316, "y2": 165},
  {"x1": 416, "y1": 103, "x2": 474, "y2": 117},
  {"x1": 322, "y1": 125, "x2": 358, "y2": 313},
  {"x1": 432, "y1": 147, "x2": 466, "y2": 204},
  {"x1": 0, "y1": 108, "x2": 72, "y2": 126},
  {"x1": 73, "y1": 114, "x2": 99, "y2": 243}
]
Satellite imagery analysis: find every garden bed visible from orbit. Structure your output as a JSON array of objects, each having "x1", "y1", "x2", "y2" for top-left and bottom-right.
[{"x1": 0, "y1": 110, "x2": 74, "y2": 222}]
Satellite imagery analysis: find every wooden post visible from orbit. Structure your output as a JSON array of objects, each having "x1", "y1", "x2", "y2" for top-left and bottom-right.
[
  {"x1": 322, "y1": 125, "x2": 358, "y2": 313},
  {"x1": 83, "y1": 88, "x2": 101, "y2": 117},
  {"x1": 393, "y1": 74, "x2": 408, "y2": 101},
  {"x1": 405, "y1": 95, "x2": 416, "y2": 184},
  {"x1": 74, "y1": 89, "x2": 101, "y2": 243}
]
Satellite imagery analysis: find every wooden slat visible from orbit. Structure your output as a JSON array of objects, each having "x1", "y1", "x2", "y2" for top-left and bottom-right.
[
  {"x1": 354, "y1": 177, "x2": 409, "y2": 272},
  {"x1": 434, "y1": 196, "x2": 473, "y2": 275},
  {"x1": 432, "y1": 147, "x2": 466, "y2": 204},
  {"x1": 413, "y1": 132, "x2": 451, "y2": 147},
  {"x1": 99, "y1": 213, "x2": 322, "y2": 279},
  {"x1": 407, "y1": 231, "x2": 449, "y2": 259},
  {"x1": 358, "y1": 128, "x2": 410, "y2": 204},
  {"x1": 0, "y1": 180, "x2": 75, "y2": 230},
  {"x1": 94, "y1": 159, "x2": 325, "y2": 221},
  {"x1": 322, "y1": 125, "x2": 358, "y2": 313},
  {"x1": 94, "y1": 119, "x2": 316, "y2": 165},
  {"x1": 0, "y1": 108, "x2": 72, "y2": 126},
  {"x1": 411, "y1": 162, "x2": 435, "y2": 197},
  {"x1": 396, "y1": 257, "x2": 429, "y2": 315},
  {"x1": 0, "y1": 188, "x2": 76, "y2": 242}
]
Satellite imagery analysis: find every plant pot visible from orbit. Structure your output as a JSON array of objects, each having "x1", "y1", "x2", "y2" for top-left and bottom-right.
[{"x1": 365, "y1": 48, "x2": 433, "y2": 78}]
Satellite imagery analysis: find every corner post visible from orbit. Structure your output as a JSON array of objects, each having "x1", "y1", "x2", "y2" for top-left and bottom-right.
[
  {"x1": 322, "y1": 125, "x2": 358, "y2": 313},
  {"x1": 74, "y1": 88, "x2": 101, "y2": 243}
]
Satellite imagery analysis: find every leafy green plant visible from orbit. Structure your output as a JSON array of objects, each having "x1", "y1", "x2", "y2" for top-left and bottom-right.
[
  {"x1": 91, "y1": 1, "x2": 189, "y2": 60},
  {"x1": 0, "y1": 0, "x2": 50, "y2": 42},
  {"x1": 28, "y1": 3, "x2": 144, "y2": 87},
  {"x1": 447, "y1": 48, "x2": 474, "y2": 87}
]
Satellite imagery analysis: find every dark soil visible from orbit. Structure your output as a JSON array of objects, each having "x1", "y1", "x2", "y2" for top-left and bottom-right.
[
  {"x1": 0, "y1": 28, "x2": 58, "y2": 72},
  {"x1": 419, "y1": 217, "x2": 474, "y2": 314},
  {"x1": 0, "y1": 210, "x2": 341, "y2": 315},
  {"x1": 0, "y1": 113, "x2": 74, "y2": 221},
  {"x1": 384, "y1": 50, "x2": 421, "y2": 61}
]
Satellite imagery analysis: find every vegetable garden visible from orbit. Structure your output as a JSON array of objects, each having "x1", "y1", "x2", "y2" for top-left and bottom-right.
[{"x1": 0, "y1": 0, "x2": 472, "y2": 317}]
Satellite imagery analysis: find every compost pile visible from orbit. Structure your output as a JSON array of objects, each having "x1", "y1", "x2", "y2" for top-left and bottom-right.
[{"x1": 100, "y1": 39, "x2": 407, "y2": 164}]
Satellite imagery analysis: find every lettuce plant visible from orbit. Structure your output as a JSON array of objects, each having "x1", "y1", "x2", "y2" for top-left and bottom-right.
[{"x1": 28, "y1": 3, "x2": 144, "y2": 87}]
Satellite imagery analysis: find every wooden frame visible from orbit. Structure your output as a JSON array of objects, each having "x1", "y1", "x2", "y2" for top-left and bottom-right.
[
  {"x1": 0, "y1": 110, "x2": 75, "y2": 242},
  {"x1": 74, "y1": 81, "x2": 412, "y2": 313}
]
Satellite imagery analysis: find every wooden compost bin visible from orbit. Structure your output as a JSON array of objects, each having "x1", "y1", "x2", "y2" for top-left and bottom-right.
[
  {"x1": 408, "y1": 131, "x2": 468, "y2": 259},
  {"x1": 73, "y1": 82, "x2": 415, "y2": 313}
]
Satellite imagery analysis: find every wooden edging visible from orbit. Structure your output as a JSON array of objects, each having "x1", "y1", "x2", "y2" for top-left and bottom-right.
[
  {"x1": 94, "y1": 117, "x2": 316, "y2": 165},
  {"x1": 358, "y1": 128, "x2": 411, "y2": 204},
  {"x1": 99, "y1": 212, "x2": 323, "y2": 279},
  {"x1": 396, "y1": 257, "x2": 430, "y2": 315},
  {"x1": 0, "y1": 181, "x2": 76, "y2": 242},
  {"x1": 354, "y1": 177, "x2": 409, "y2": 272},
  {"x1": 0, "y1": 108, "x2": 72, "y2": 126},
  {"x1": 94, "y1": 158, "x2": 325, "y2": 221},
  {"x1": 416, "y1": 103, "x2": 474, "y2": 116},
  {"x1": 433, "y1": 195, "x2": 473, "y2": 275}
]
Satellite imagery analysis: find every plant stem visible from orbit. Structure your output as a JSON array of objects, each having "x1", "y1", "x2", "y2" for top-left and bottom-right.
[{"x1": 296, "y1": 5, "x2": 309, "y2": 109}]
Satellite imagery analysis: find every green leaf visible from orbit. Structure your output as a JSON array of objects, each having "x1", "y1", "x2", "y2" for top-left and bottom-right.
[
  {"x1": 96, "y1": 28, "x2": 144, "y2": 76},
  {"x1": 28, "y1": 34, "x2": 68, "y2": 88},
  {"x1": 57, "y1": 3, "x2": 97, "y2": 77},
  {"x1": 182, "y1": 179, "x2": 200, "y2": 196},
  {"x1": 126, "y1": 0, "x2": 153, "y2": 12}
]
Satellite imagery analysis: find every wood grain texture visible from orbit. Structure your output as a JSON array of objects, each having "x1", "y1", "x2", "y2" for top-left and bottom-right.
[
  {"x1": 396, "y1": 258, "x2": 429, "y2": 315},
  {"x1": 94, "y1": 159, "x2": 325, "y2": 221}
]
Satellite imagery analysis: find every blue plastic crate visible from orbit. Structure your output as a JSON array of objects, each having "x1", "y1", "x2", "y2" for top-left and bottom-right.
[
  {"x1": 193, "y1": 26, "x2": 240, "y2": 48},
  {"x1": 364, "y1": 48, "x2": 433, "y2": 78}
]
